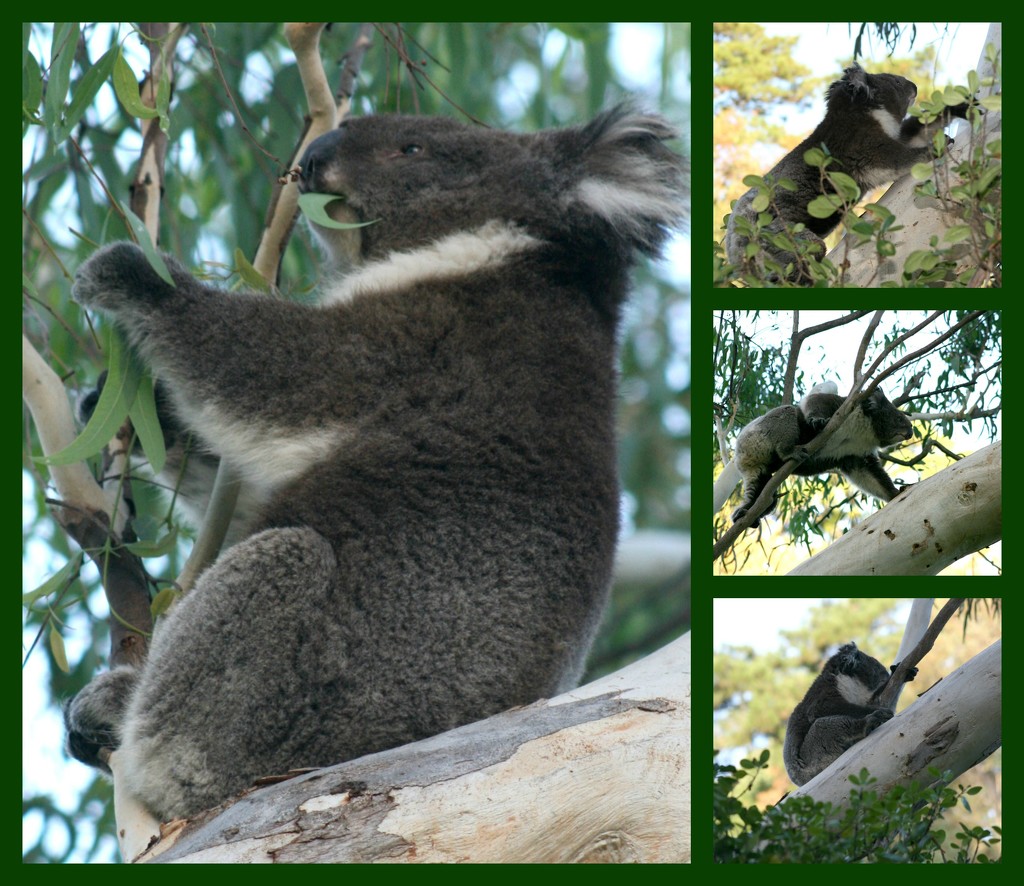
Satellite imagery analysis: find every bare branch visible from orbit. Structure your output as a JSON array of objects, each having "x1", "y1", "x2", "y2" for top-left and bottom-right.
[
  {"x1": 253, "y1": 23, "x2": 373, "y2": 282},
  {"x1": 131, "y1": 24, "x2": 187, "y2": 234},
  {"x1": 23, "y1": 337, "x2": 109, "y2": 515},
  {"x1": 878, "y1": 598, "x2": 965, "y2": 708},
  {"x1": 853, "y1": 310, "x2": 883, "y2": 379}
]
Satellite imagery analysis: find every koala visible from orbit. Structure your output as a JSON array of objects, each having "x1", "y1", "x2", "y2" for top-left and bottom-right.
[
  {"x1": 784, "y1": 642, "x2": 917, "y2": 786},
  {"x1": 725, "y1": 63, "x2": 974, "y2": 283},
  {"x1": 730, "y1": 387, "x2": 913, "y2": 525},
  {"x1": 63, "y1": 106, "x2": 687, "y2": 821}
]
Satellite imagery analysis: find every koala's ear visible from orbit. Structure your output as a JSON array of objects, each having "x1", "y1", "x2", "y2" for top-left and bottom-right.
[{"x1": 570, "y1": 105, "x2": 687, "y2": 255}]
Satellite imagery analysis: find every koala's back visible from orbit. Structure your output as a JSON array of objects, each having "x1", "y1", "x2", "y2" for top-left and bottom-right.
[
  {"x1": 118, "y1": 255, "x2": 621, "y2": 819},
  {"x1": 257, "y1": 265, "x2": 622, "y2": 697}
]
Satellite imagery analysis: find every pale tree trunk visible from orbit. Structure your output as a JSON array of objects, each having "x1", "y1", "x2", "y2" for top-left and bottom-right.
[
  {"x1": 827, "y1": 22, "x2": 1001, "y2": 286},
  {"x1": 785, "y1": 639, "x2": 1000, "y2": 808},
  {"x1": 120, "y1": 634, "x2": 690, "y2": 864},
  {"x1": 787, "y1": 442, "x2": 1001, "y2": 576},
  {"x1": 614, "y1": 529, "x2": 688, "y2": 584}
]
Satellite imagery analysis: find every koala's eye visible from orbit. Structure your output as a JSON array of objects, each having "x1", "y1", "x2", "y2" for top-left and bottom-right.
[{"x1": 401, "y1": 144, "x2": 423, "y2": 156}]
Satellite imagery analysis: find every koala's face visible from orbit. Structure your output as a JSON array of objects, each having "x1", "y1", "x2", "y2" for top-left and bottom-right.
[
  {"x1": 830, "y1": 643, "x2": 890, "y2": 692},
  {"x1": 867, "y1": 72, "x2": 918, "y2": 120},
  {"x1": 827, "y1": 65, "x2": 917, "y2": 122},
  {"x1": 299, "y1": 115, "x2": 552, "y2": 264},
  {"x1": 863, "y1": 390, "x2": 914, "y2": 445}
]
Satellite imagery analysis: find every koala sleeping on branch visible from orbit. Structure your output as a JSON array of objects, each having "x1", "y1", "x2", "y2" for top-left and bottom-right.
[
  {"x1": 64, "y1": 107, "x2": 687, "y2": 821},
  {"x1": 718, "y1": 385, "x2": 913, "y2": 527}
]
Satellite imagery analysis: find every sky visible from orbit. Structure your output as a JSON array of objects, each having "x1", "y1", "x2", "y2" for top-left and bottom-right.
[
  {"x1": 714, "y1": 597, "x2": 826, "y2": 652},
  {"x1": 753, "y1": 23, "x2": 992, "y2": 135},
  {"x1": 714, "y1": 598, "x2": 917, "y2": 654},
  {"x1": 764, "y1": 22, "x2": 991, "y2": 76}
]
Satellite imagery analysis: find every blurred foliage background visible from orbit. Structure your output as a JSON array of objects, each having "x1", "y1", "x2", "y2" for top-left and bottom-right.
[{"x1": 23, "y1": 22, "x2": 690, "y2": 862}]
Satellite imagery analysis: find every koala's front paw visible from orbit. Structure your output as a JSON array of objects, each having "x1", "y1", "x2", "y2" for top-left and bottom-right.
[
  {"x1": 64, "y1": 665, "x2": 140, "y2": 771},
  {"x1": 72, "y1": 242, "x2": 177, "y2": 312},
  {"x1": 890, "y1": 661, "x2": 919, "y2": 682},
  {"x1": 786, "y1": 445, "x2": 811, "y2": 464},
  {"x1": 949, "y1": 101, "x2": 978, "y2": 121},
  {"x1": 732, "y1": 492, "x2": 778, "y2": 525},
  {"x1": 864, "y1": 708, "x2": 894, "y2": 735}
]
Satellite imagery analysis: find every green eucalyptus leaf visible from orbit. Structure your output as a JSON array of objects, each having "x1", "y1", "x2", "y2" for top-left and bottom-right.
[
  {"x1": 112, "y1": 50, "x2": 159, "y2": 119},
  {"x1": 129, "y1": 371, "x2": 166, "y2": 475},
  {"x1": 23, "y1": 553, "x2": 83, "y2": 607},
  {"x1": 298, "y1": 192, "x2": 378, "y2": 230},
  {"x1": 40, "y1": 329, "x2": 140, "y2": 465}
]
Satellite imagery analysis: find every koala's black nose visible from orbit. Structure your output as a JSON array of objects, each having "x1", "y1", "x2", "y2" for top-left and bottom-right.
[{"x1": 298, "y1": 128, "x2": 345, "y2": 192}]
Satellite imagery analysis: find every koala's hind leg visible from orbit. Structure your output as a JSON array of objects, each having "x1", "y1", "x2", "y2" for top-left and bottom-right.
[
  {"x1": 731, "y1": 471, "x2": 779, "y2": 523},
  {"x1": 791, "y1": 709, "x2": 893, "y2": 785},
  {"x1": 113, "y1": 526, "x2": 356, "y2": 820}
]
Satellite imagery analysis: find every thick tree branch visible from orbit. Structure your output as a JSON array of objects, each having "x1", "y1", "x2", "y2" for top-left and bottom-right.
[
  {"x1": 122, "y1": 635, "x2": 690, "y2": 863},
  {"x1": 787, "y1": 639, "x2": 1000, "y2": 807},
  {"x1": 787, "y1": 444, "x2": 1000, "y2": 575}
]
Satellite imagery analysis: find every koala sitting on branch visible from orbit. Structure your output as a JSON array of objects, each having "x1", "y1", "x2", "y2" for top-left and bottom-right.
[
  {"x1": 64, "y1": 106, "x2": 687, "y2": 821},
  {"x1": 784, "y1": 642, "x2": 918, "y2": 786}
]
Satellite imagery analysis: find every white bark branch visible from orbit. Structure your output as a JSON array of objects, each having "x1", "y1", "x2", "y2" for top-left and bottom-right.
[
  {"x1": 896, "y1": 598, "x2": 934, "y2": 664},
  {"x1": 22, "y1": 335, "x2": 110, "y2": 516},
  {"x1": 787, "y1": 441, "x2": 1001, "y2": 575},
  {"x1": 124, "y1": 634, "x2": 690, "y2": 863},
  {"x1": 889, "y1": 597, "x2": 935, "y2": 709},
  {"x1": 614, "y1": 529, "x2": 688, "y2": 584}
]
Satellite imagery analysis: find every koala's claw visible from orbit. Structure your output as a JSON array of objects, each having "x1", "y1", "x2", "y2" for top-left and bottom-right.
[
  {"x1": 865, "y1": 708, "x2": 894, "y2": 734},
  {"x1": 63, "y1": 665, "x2": 139, "y2": 771},
  {"x1": 786, "y1": 445, "x2": 811, "y2": 463}
]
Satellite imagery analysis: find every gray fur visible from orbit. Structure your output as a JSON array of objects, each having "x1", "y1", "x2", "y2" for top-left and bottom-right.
[
  {"x1": 731, "y1": 388, "x2": 913, "y2": 525},
  {"x1": 64, "y1": 107, "x2": 686, "y2": 820},
  {"x1": 725, "y1": 63, "x2": 972, "y2": 283},
  {"x1": 784, "y1": 642, "x2": 916, "y2": 786}
]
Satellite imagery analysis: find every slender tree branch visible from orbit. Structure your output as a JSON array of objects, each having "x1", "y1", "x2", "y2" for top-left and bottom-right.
[{"x1": 878, "y1": 598, "x2": 966, "y2": 708}]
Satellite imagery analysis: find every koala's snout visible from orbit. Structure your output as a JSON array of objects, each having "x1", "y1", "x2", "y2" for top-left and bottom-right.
[{"x1": 298, "y1": 128, "x2": 346, "y2": 193}]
